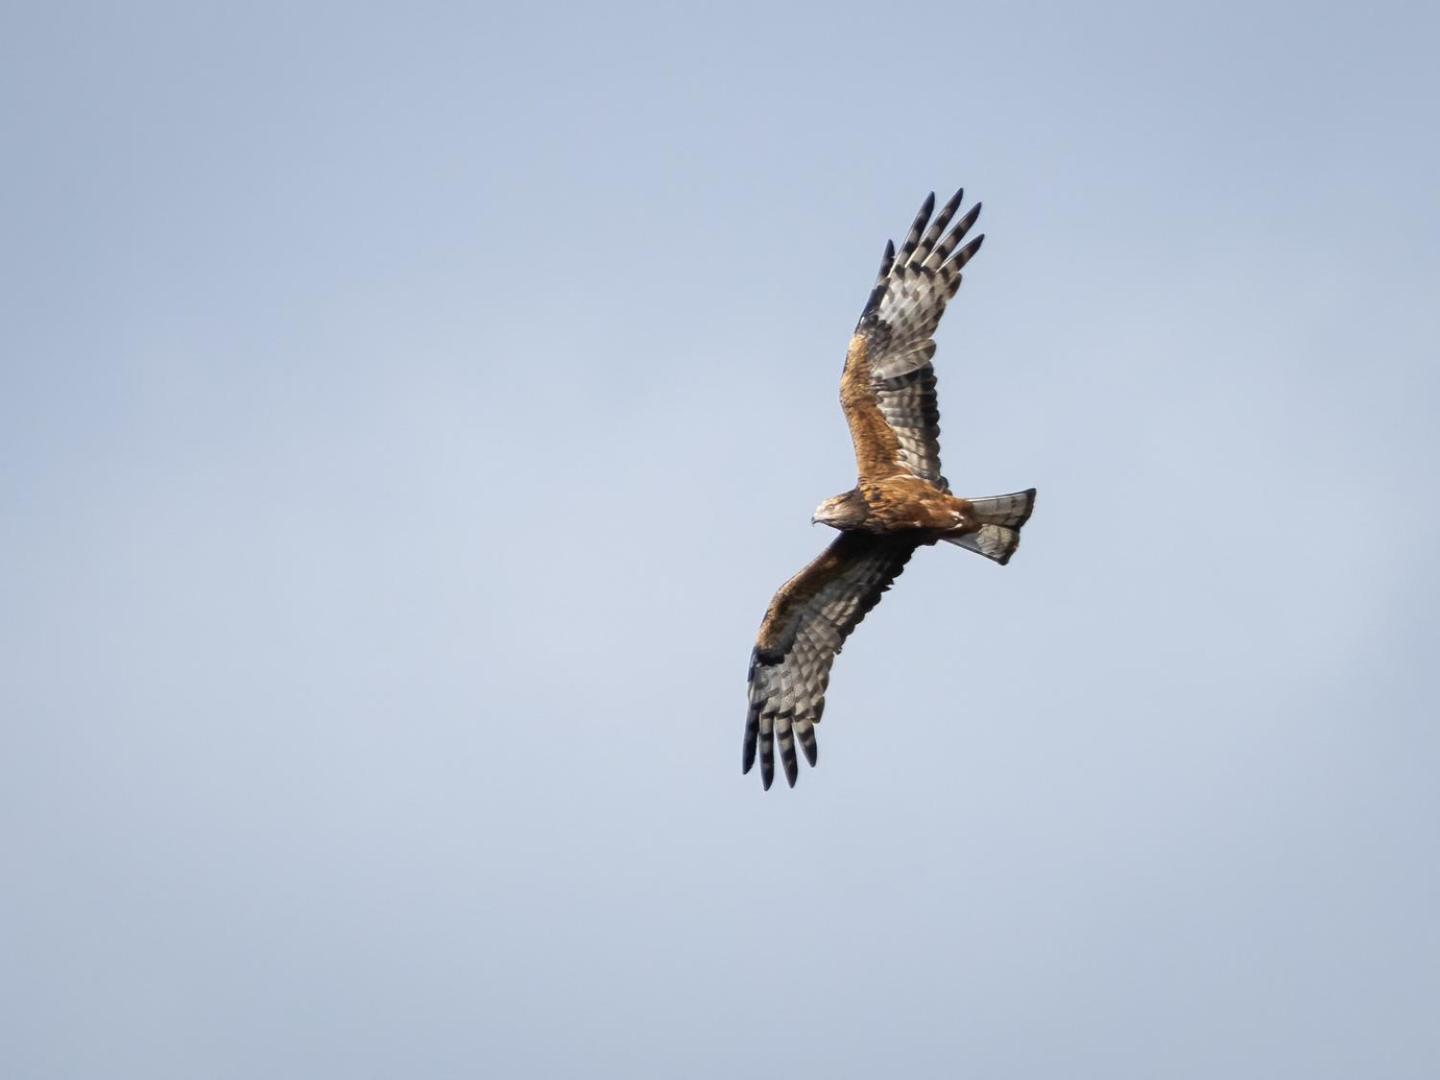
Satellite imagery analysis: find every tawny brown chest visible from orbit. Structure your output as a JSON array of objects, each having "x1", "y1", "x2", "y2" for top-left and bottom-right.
[{"x1": 858, "y1": 476, "x2": 973, "y2": 532}]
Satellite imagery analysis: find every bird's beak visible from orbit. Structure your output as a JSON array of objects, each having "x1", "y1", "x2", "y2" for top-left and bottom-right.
[{"x1": 811, "y1": 515, "x2": 819, "y2": 525}]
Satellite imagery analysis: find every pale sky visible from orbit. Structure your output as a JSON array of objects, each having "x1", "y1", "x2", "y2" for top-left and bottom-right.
[{"x1": 3, "y1": 2, "x2": 1438, "y2": 1077}]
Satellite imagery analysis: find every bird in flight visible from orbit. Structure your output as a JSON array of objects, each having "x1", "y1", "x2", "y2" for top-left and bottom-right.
[{"x1": 744, "y1": 189, "x2": 1036, "y2": 789}]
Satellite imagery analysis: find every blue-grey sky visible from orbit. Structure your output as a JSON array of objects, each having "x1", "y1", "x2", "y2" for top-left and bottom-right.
[{"x1": 3, "y1": 2, "x2": 1438, "y2": 1077}]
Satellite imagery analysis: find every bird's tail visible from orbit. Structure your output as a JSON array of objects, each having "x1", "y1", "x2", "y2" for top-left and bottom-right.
[{"x1": 942, "y1": 488, "x2": 1036, "y2": 566}]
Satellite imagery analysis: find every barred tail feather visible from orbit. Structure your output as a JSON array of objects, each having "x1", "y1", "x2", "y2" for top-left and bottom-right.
[
  {"x1": 944, "y1": 488, "x2": 1036, "y2": 565},
  {"x1": 945, "y1": 524, "x2": 1021, "y2": 564},
  {"x1": 968, "y1": 488, "x2": 1036, "y2": 528}
]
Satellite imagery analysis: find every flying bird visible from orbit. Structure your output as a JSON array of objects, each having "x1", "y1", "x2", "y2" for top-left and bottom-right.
[{"x1": 744, "y1": 189, "x2": 1036, "y2": 789}]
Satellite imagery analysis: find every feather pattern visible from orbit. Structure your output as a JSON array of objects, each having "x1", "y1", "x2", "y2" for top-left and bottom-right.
[
  {"x1": 744, "y1": 533, "x2": 918, "y2": 788},
  {"x1": 742, "y1": 188, "x2": 1032, "y2": 790},
  {"x1": 842, "y1": 189, "x2": 983, "y2": 488}
]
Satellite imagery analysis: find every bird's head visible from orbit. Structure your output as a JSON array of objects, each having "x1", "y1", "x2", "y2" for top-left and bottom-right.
[{"x1": 812, "y1": 491, "x2": 866, "y2": 529}]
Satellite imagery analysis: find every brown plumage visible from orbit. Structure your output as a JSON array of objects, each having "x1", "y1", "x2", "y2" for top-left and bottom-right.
[{"x1": 744, "y1": 189, "x2": 1037, "y2": 789}]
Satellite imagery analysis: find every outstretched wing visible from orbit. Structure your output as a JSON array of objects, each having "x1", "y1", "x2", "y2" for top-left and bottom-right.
[
  {"x1": 840, "y1": 190, "x2": 984, "y2": 488},
  {"x1": 744, "y1": 532, "x2": 918, "y2": 789}
]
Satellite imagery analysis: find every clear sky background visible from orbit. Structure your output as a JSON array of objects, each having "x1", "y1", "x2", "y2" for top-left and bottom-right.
[{"x1": 3, "y1": 2, "x2": 1437, "y2": 1077}]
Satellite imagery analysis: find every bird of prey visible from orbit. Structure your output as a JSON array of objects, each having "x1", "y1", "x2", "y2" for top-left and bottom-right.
[{"x1": 743, "y1": 189, "x2": 1035, "y2": 789}]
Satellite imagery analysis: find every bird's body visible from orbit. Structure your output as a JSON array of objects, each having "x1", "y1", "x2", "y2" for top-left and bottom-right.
[
  {"x1": 744, "y1": 189, "x2": 1036, "y2": 789},
  {"x1": 852, "y1": 475, "x2": 971, "y2": 532}
]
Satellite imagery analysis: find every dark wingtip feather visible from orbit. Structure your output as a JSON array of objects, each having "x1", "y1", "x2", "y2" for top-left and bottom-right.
[
  {"x1": 860, "y1": 239, "x2": 897, "y2": 323},
  {"x1": 917, "y1": 189, "x2": 965, "y2": 262},
  {"x1": 953, "y1": 234, "x2": 984, "y2": 272},
  {"x1": 935, "y1": 189, "x2": 964, "y2": 233},
  {"x1": 742, "y1": 695, "x2": 759, "y2": 773},
  {"x1": 897, "y1": 193, "x2": 935, "y2": 264},
  {"x1": 950, "y1": 202, "x2": 982, "y2": 241},
  {"x1": 877, "y1": 238, "x2": 896, "y2": 281},
  {"x1": 759, "y1": 722, "x2": 776, "y2": 789},
  {"x1": 801, "y1": 734, "x2": 818, "y2": 767},
  {"x1": 924, "y1": 201, "x2": 982, "y2": 268}
]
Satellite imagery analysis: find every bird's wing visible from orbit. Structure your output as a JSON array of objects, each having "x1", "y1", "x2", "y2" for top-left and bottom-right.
[
  {"x1": 840, "y1": 190, "x2": 984, "y2": 489},
  {"x1": 744, "y1": 532, "x2": 918, "y2": 789}
]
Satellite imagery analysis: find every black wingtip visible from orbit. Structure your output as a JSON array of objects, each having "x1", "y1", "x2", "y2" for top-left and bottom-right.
[
  {"x1": 914, "y1": 192, "x2": 936, "y2": 235},
  {"x1": 953, "y1": 233, "x2": 984, "y2": 271},
  {"x1": 860, "y1": 238, "x2": 895, "y2": 322},
  {"x1": 898, "y1": 194, "x2": 935, "y2": 264},
  {"x1": 877, "y1": 238, "x2": 896, "y2": 278},
  {"x1": 950, "y1": 203, "x2": 982, "y2": 244}
]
